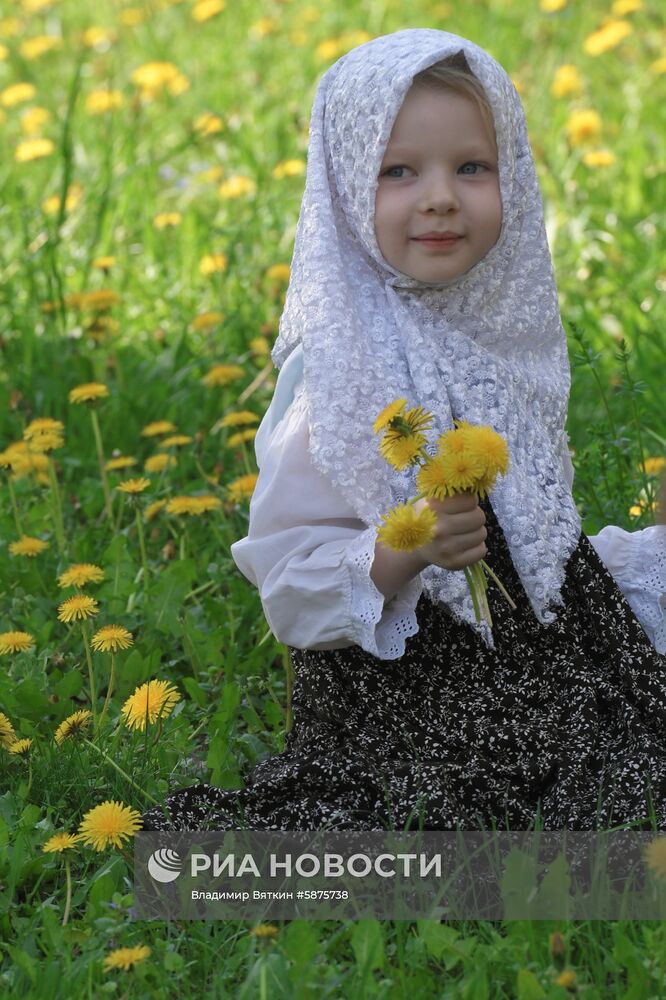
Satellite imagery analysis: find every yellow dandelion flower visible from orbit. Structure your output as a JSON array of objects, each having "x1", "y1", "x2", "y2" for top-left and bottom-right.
[
  {"x1": 192, "y1": 0, "x2": 225, "y2": 22},
  {"x1": 82, "y1": 26, "x2": 117, "y2": 49},
  {"x1": 250, "y1": 17, "x2": 277, "y2": 38},
  {"x1": 583, "y1": 19, "x2": 632, "y2": 56},
  {"x1": 76, "y1": 799, "x2": 143, "y2": 851},
  {"x1": 642, "y1": 457, "x2": 666, "y2": 476},
  {"x1": 463, "y1": 425, "x2": 510, "y2": 479},
  {"x1": 131, "y1": 61, "x2": 183, "y2": 91},
  {"x1": 9, "y1": 535, "x2": 49, "y2": 557},
  {"x1": 144, "y1": 499, "x2": 167, "y2": 521},
  {"x1": 58, "y1": 563, "x2": 105, "y2": 589},
  {"x1": 85, "y1": 89, "x2": 124, "y2": 115},
  {"x1": 0, "y1": 712, "x2": 17, "y2": 748},
  {"x1": 265, "y1": 263, "x2": 290, "y2": 282},
  {"x1": 165, "y1": 496, "x2": 205, "y2": 516},
  {"x1": 144, "y1": 453, "x2": 176, "y2": 474},
  {"x1": 540, "y1": 0, "x2": 566, "y2": 10},
  {"x1": 91, "y1": 625, "x2": 133, "y2": 653},
  {"x1": 582, "y1": 149, "x2": 615, "y2": 167},
  {"x1": 158, "y1": 435, "x2": 192, "y2": 448},
  {"x1": 437, "y1": 449, "x2": 487, "y2": 495},
  {"x1": 611, "y1": 0, "x2": 641, "y2": 12},
  {"x1": 218, "y1": 175, "x2": 256, "y2": 199},
  {"x1": 379, "y1": 432, "x2": 428, "y2": 471},
  {"x1": 193, "y1": 112, "x2": 224, "y2": 135},
  {"x1": 376, "y1": 501, "x2": 437, "y2": 552},
  {"x1": 104, "y1": 456, "x2": 137, "y2": 471},
  {"x1": 0, "y1": 630, "x2": 35, "y2": 654},
  {"x1": 103, "y1": 944, "x2": 151, "y2": 972},
  {"x1": 141, "y1": 420, "x2": 177, "y2": 437},
  {"x1": 24, "y1": 417, "x2": 64, "y2": 440},
  {"x1": 1, "y1": 82, "x2": 37, "y2": 107},
  {"x1": 121, "y1": 679, "x2": 180, "y2": 731},
  {"x1": 57, "y1": 594, "x2": 99, "y2": 623},
  {"x1": 191, "y1": 311, "x2": 225, "y2": 330},
  {"x1": 20, "y1": 106, "x2": 51, "y2": 135},
  {"x1": 249, "y1": 336, "x2": 270, "y2": 355},
  {"x1": 415, "y1": 454, "x2": 451, "y2": 501},
  {"x1": 550, "y1": 64, "x2": 582, "y2": 98},
  {"x1": 153, "y1": 212, "x2": 182, "y2": 229},
  {"x1": 227, "y1": 473, "x2": 258, "y2": 503},
  {"x1": 15, "y1": 138, "x2": 55, "y2": 163},
  {"x1": 93, "y1": 256, "x2": 115, "y2": 269},
  {"x1": 644, "y1": 836, "x2": 666, "y2": 879},
  {"x1": 192, "y1": 495, "x2": 222, "y2": 513},
  {"x1": 555, "y1": 969, "x2": 577, "y2": 990},
  {"x1": 42, "y1": 831, "x2": 81, "y2": 852},
  {"x1": 20, "y1": 35, "x2": 63, "y2": 59},
  {"x1": 227, "y1": 429, "x2": 257, "y2": 447},
  {"x1": 650, "y1": 56, "x2": 666, "y2": 75},
  {"x1": 54, "y1": 709, "x2": 93, "y2": 745},
  {"x1": 68, "y1": 382, "x2": 109, "y2": 404},
  {"x1": 217, "y1": 411, "x2": 260, "y2": 428},
  {"x1": 8, "y1": 738, "x2": 33, "y2": 756},
  {"x1": 26, "y1": 430, "x2": 63, "y2": 453},
  {"x1": 117, "y1": 477, "x2": 151, "y2": 494},
  {"x1": 373, "y1": 398, "x2": 408, "y2": 435},
  {"x1": 249, "y1": 923, "x2": 279, "y2": 938},
  {"x1": 201, "y1": 364, "x2": 245, "y2": 388},
  {"x1": 565, "y1": 109, "x2": 602, "y2": 146},
  {"x1": 199, "y1": 253, "x2": 228, "y2": 275},
  {"x1": 272, "y1": 159, "x2": 306, "y2": 180}
]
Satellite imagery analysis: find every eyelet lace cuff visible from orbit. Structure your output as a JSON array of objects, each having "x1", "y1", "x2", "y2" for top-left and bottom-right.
[
  {"x1": 344, "y1": 525, "x2": 423, "y2": 660},
  {"x1": 590, "y1": 524, "x2": 666, "y2": 654},
  {"x1": 625, "y1": 525, "x2": 666, "y2": 654}
]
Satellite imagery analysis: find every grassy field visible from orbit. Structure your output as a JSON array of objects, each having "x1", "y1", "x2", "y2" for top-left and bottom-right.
[{"x1": 1, "y1": 0, "x2": 666, "y2": 996}]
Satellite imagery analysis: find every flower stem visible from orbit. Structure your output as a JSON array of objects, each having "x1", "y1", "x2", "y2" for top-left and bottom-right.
[
  {"x1": 82, "y1": 623, "x2": 97, "y2": 728},
  {"x1": 479, "y1": 559, "x2": 517, "y2": 610},
  {"x1": 90, "y1": 409, "x2": 113, "y2": 523},
  {"x1": 7, "y1": 476, "x2": 23, "y2": 535},
  {"x1": 62, "y1": 858, "x2": 72, "y2": 926},
  {"x1": 47, "y1": 455, "x2": 66, "y2": 556},
  {"x1": 135, "y1": 508, "x2": 149, "y2": 587},
  {"x1": 98, "y1": 653, "x2": 116, "y2": 730},
  {"x1": 82, "y1": 738, "x2": 160, "y2": 806}
]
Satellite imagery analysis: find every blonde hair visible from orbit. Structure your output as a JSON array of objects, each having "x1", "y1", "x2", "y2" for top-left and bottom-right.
[{"x1": 410, "y1": 50, "x2": 496, "y2": 148}]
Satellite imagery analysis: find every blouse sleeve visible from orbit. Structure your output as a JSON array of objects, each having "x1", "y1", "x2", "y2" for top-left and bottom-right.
[
  {"x1": 229, "y1": 381, "x2": 422, "y2": 660},
  {"x1": 560, "y1": 431, "x2": 666, "y2": 654}
]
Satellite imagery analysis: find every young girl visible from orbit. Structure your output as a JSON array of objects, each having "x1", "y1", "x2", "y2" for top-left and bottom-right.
[{"x1": 141, "y1": 28, "x2": 666, "y2": 835}]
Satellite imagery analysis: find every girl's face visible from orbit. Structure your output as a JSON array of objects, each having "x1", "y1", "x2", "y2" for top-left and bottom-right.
[{"x1": 374, "y1": 86, "x2": 502, "y2": 284}]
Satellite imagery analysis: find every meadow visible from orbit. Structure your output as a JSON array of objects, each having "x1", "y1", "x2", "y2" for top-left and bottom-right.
[{"x1": 1, "y1": 0, "x2": 665, "y2": 996}]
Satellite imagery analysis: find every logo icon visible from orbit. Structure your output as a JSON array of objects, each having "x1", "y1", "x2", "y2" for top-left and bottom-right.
[{"x1": 148, "y1": 848, "x2": 183, "y2": 883}]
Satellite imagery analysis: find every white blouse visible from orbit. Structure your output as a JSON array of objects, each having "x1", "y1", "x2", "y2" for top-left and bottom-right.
[{"x1": 230, "y1": 345, "x2": 666, "y2": 659}]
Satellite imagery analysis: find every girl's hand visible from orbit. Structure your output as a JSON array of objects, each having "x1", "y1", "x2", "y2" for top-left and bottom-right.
[{"x1": 412, "y1": 493, "x2": 487, "y2": 571}]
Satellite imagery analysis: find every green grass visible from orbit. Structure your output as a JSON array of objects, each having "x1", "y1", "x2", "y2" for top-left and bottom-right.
[{"x1": 1, "y1": 0, "x2": 665, "y2": 996}]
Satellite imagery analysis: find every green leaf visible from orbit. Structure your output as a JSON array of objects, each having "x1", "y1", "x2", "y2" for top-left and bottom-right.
[
  {"x1": 351, "y1": 919, "x2": 385, "y2": 972},
  {"x1": 147, "y1": 559, "x2": 197, "y2": 635},
  {"x1": 516, "y1": 968, "x2": 546, "y2": 1000}
]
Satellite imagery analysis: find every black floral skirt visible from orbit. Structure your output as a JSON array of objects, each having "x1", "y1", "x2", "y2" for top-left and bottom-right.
[{"x1": 140, "y1": 498, "x2": 666, "y2": 833}]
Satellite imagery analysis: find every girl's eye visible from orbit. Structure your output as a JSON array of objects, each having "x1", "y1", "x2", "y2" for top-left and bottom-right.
[{"x1": 381, "y1": 162, "x2": 487, "y2": 178}]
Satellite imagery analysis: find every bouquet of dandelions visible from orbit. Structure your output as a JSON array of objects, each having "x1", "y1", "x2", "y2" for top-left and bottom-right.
[{"x1": 372, "y1": 398, "x2": 516, "y2": 629}]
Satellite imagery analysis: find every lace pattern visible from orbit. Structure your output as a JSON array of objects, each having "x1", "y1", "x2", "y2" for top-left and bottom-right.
[
  {"x1": 270, "y1": 29, "x2": 581, "y2": 649},
  {"x1": 344, "y1": 524, "x2": 422, "y2": 660},
  {"x1": 593, "y1": 525, "x2": 666, "y2": 655}
]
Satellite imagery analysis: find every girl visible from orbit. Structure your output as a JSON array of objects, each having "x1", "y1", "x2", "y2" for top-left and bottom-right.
[{"x1": 141, "y1": 29, "x2": 666, "y2": 835}]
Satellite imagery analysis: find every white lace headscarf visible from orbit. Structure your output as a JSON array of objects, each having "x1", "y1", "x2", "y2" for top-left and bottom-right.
[{"x1": 271, "y1": 28, "x2": 581, "y2": 647}]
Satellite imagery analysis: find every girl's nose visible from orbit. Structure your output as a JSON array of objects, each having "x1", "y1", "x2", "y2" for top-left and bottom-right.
[{"x1": 417, "y1": 173, "x2": 460, "y2": 213}]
